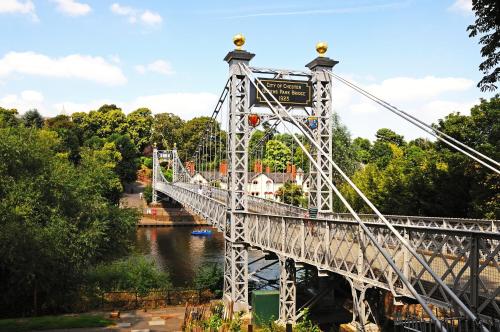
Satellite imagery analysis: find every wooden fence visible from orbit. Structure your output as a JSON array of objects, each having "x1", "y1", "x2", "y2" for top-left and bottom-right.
[{"x1": 101, "y1": 289, "x2": 217, "y2": 310}]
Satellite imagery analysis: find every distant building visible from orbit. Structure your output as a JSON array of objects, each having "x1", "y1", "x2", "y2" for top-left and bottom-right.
[{"x1": 188, "y1": 166, "x2": 309, "y2": 202}]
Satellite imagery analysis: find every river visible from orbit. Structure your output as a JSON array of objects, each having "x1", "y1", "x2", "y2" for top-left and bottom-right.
[{"x1": 136, "y1": 226, "x2": 225, "y2": 287}]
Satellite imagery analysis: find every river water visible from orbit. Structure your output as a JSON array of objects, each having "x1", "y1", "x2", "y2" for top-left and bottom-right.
[{"x1": 136, "y1": 226, "x2": 225, "y2": 287}]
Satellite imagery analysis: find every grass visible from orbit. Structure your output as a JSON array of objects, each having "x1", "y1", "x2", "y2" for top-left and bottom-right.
[{"x1": 0, "y1": 314, "x2": 113, "y2": 332}]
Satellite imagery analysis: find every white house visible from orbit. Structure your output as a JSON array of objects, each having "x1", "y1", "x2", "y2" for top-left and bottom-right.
[{"x1": 189, "y1": 168, "x2": 309, "y2": 202}]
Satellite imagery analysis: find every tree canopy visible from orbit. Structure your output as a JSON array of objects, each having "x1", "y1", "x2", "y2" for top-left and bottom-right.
[{"x1": 467, "y1": 0, "x2": 500, "y2": 91}]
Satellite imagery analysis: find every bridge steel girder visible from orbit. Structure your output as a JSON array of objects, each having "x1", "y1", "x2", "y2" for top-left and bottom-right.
[
  {"x1": 279, "y1": 256, "x2": 297, "y2": 324},
  {"x1": 223, "y1": 49, "x2": 255, "y2": 313},
  {"x1": 152, "y1": 147, "x2": 159, "y2": 204},
  {"x1": 306, "y1": 58, "x2": 337, "y2": 213},
  {"x1": 155, "y1": 182, "x2": 500, "y2": 324}
]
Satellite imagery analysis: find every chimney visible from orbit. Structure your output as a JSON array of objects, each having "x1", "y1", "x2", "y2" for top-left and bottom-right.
[
  {"x1": 185, "y1": 161, "x2": 195, "y2": 176},
  {"x1": 254, "y1": 160, "x2": 262, "y2": 173},
  {"x1": 291, "y1": 164, "x2": 296, "y2": 181},
  {"x1": 219, "y1": 160, "x2": 228, "y2": 176},
  {"x1": 265, "y1": 165, "x2": 271, "y2": 174},
  {"x1": 286, "y1": 162, "x2": 292, "y2": 173}
]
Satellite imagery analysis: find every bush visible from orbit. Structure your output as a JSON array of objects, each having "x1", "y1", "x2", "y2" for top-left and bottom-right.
[
  {"x1": 85, "y1": 255, "x2": 171, "y2": 296},
  {"x1": 143, "y1": 184, "x2": 153, "y2": 204},
  {"x1": 193, "y1": 263, "x2": 223, "y2": 295},
  {"x1": 141, "y1": 156, "x2": 153, "y2": 169}
]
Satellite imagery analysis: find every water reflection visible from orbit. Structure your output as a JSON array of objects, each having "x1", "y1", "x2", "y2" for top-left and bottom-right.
[{"x1": 136, "y1": 227, "x2": 225, "y2": 287}]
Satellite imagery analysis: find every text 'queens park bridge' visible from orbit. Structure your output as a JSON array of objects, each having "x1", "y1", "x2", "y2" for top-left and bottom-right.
[{"x1": 152, "y1": 35, "x2": 500, "y2": 332}]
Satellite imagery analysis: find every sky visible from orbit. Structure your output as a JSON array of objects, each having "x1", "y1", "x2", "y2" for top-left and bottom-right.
[{"x1": 0, "y1": 0, "x2": 494, "y2": 140}]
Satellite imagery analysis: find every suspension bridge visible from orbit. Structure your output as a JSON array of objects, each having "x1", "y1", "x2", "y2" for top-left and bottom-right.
[{"x1": 151, "y1": 35, "x2": 500, "y2": 331}]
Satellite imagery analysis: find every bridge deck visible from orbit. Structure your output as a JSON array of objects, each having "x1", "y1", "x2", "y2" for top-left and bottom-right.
[{"x1": 156, "y1": 181, "x2": 500, "y2": 320}]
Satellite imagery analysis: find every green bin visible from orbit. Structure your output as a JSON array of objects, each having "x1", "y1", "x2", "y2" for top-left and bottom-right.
[{"x1": 251, "y1": 290, "x2": 279, "y2": 327}]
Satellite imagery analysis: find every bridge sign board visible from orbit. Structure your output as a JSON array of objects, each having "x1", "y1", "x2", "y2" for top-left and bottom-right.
[{"x1": 251, "y1": 78, "x2": 312, "y2": 107}]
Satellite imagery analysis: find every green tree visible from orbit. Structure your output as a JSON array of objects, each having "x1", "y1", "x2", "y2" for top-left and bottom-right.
[
  {"x1": 331, "y1": 113, "x2": 359, "y2": 181},
  {"x1": 77, "y1": 104, "x2": 128, "y2": 141},
  {"x1": 179, "y1": 117, "x2": 224, "y2": 165},
  {"x1": 467, "y1": 0, "x2": 500, "y2": 91},
  {"x1": 107, "y1": 134, "x2": 140, "y2": 184},
  {"x1": 45, "y1": 115, "x2": 82, "y2": 163},
  {"x1": 0, "y1": 107, "x2": 20, "y2": 127},
  {"x1": 276, "y1": 182, "x2": 305, "y2": 207},
  {"x1": 370, "y1": 141, "x2": 394, "y2": 169},
  {"x1": 127, "y1": 108, "x2": 153, "y2": 152},
  {"x1": 375, "y1": 128, "x2": 405, "y2": 146},
  {"x1": 434, "y1": 96, "x2": 499, "y2": 218},
  {"x1": 151, "y1": 113, "x2": 184, "y2": 149},
  {"x1": 22, "y1": 109, "x2": 44, "y2": 128},
  {"x1": 353, "y1": 137, "x2": 372, "y2": 164},
  {"x1": 263, "y1": 139, "x2": 291, "y2": 172},
  {"x1": 0, "y1": 126, "x2": 138, "y2": 317}
]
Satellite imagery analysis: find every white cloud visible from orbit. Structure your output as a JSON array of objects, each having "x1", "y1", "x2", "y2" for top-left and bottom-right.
[
  {"x1": 0, "y1": 0, "x2": 37, "y2": 20},
  {"x1": 0, "y1": 90, "x2": 45, "y2": 114},
  {"x1": 414, "y1": 100, "x2": 475, "y2": 123},
  {"x1": 51, "y1": 92, "x2": 217, "y2": 119},
  {"x1": 366, "y1": 76, "x2": 473, "y2": 103},
  {"x1": 0, "y1": 51, "x2": 127, "y2": 86},
  {"x1": 333, "y1": 74, "x2": 477, "y2": 140},
  {"x1": 51, "y1": 0, "x2": 91, "y2": 17},
  {"x1": 349, "y1": 102, "x2": 380, "y2": 114},
  {"x1": 110, "y1": 3, "x2": 162, "y2": 26},
  {"x1": 140, "y1": 10, "x2": 162, "y2": 25},
  {"x1": 126, "y1": 93, "x2": 217, "y2": 118},
  {"x1": 448, "y1": 0, "x2": 472, "y2": 14},
  {"x1": 53, "y1": 100, "x2": 111, "y2": 115},
  {"x1": 135, "y1": 60, "x2": 174, "y2": 76}
]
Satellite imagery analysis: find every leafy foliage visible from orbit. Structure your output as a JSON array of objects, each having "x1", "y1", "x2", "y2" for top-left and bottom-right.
[
  {"x1": 276, "y1": 182, "x2": 306, "y2": 207},
  {"x1": 85, "y1": 255, "x2": 171, "y2": 296},
  {"x1": 193, "y1": 263, "x2": 223, "y2": 296},
  {"x1": 22, "y1": 109, "x2": 44, "y2": 128},
  {"x1": 127, "y1": 108, "x2": 153, "y2": 152},
  {"x1": 467, "y1": 0, "x2": 500, "y2": 91},
  {"x1": 0, "y1": 126, "x2": 138, "y2": 317},
  {"x1": 341, "y1": 96, "x2": 499, "y2": 218},
  {"x1": 264, "y1": 139, "x2": 291, "y2": 172}
]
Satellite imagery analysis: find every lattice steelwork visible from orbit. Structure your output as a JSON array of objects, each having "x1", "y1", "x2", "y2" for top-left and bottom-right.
[
  {"x1": 152, "y1": 147, "x2": 159, "y2": 204},
  {"x1": 279, "y1": 257, "x2": 297, "y2": 324},
  {"x1": 151, "y1": 45, "x2": 499, "y2": 329},
  {"x1": 223, "y1": 50, "x2": 254, "y2": 311},
  {"x1": 154, "y1": 179, "x2": 500, "y2": 324},
  {"x1": 307, "y1": 60, "x2": 335, "y2": 213}
]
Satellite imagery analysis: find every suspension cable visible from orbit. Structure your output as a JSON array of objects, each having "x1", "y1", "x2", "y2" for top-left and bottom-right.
[
  {"x1": 240, "y1": 62, "x2": 485, "y2": 331},
  {"x1": 326, "y1": 70, "x2": 499, "y2": 174}
]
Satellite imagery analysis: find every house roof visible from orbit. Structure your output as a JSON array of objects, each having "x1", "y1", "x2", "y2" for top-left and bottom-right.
[{"x1": 194, "y1": 171, "x2": 308, "y2": 184}]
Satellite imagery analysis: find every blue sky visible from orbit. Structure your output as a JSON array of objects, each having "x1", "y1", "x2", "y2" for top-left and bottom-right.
[{"x1": 0, "y1": 0, "x2": 493, "y2": 139}]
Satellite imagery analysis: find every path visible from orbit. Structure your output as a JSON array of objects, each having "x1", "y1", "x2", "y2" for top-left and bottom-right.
[{"x1": 42, "y1": 307, "x2": 185, "y2": 332}]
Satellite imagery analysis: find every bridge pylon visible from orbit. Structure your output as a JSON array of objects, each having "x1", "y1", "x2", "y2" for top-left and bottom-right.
[
  {"x1": 305, "y1": 53, "x2": 338, "y2": 214},
  {"x1": 152, "y1": 145, "x2": 159, "y2": 204},
  {"x1": 222, "y1": 41, "x2": 255, "y2": 313}
]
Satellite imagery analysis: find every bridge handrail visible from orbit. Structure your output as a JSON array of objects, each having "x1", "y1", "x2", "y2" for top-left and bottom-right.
[
  {"x1": 173, "y1": 182, "x2": 499, "y2": 231},
  {"x1": 157, "y1": 180, "x2": 500, "y2": 320},
  {"x1": 240, "y1": 211, "x2": 500, "y2": 239}
]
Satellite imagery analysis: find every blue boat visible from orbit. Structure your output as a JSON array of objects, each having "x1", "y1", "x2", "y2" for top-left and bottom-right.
[{"x1": 191, "y1": 229, "x2": 213, "y2": 236}]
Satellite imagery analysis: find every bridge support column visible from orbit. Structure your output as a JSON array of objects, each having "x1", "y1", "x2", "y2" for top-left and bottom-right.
[
  {"x1": 222, "y1": 44, "x2": 255, "y2": 315},
  {"x1": 152, "y1": 146, "x2": 158, "y2": 204},
  {"x1": 279, "y1": 257, "x2": 296, "y2": 324},
  {"x1": 305, "y1": 55, "x2": 338, "y2": 214},
  {"x1": 223, "y1": 241, "x2": 249, "y2": 313},
  {"x1": 346, "y1": 279, "x2": 380, "y2": 332}
]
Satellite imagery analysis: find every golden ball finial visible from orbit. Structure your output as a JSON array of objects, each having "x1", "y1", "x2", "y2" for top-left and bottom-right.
[
  {"x1": 233, "y1": 33, "x2": 245, "y2": 50},
  {"x1": 316, "y1": 41, "x2": 328, "y2": 57}
]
